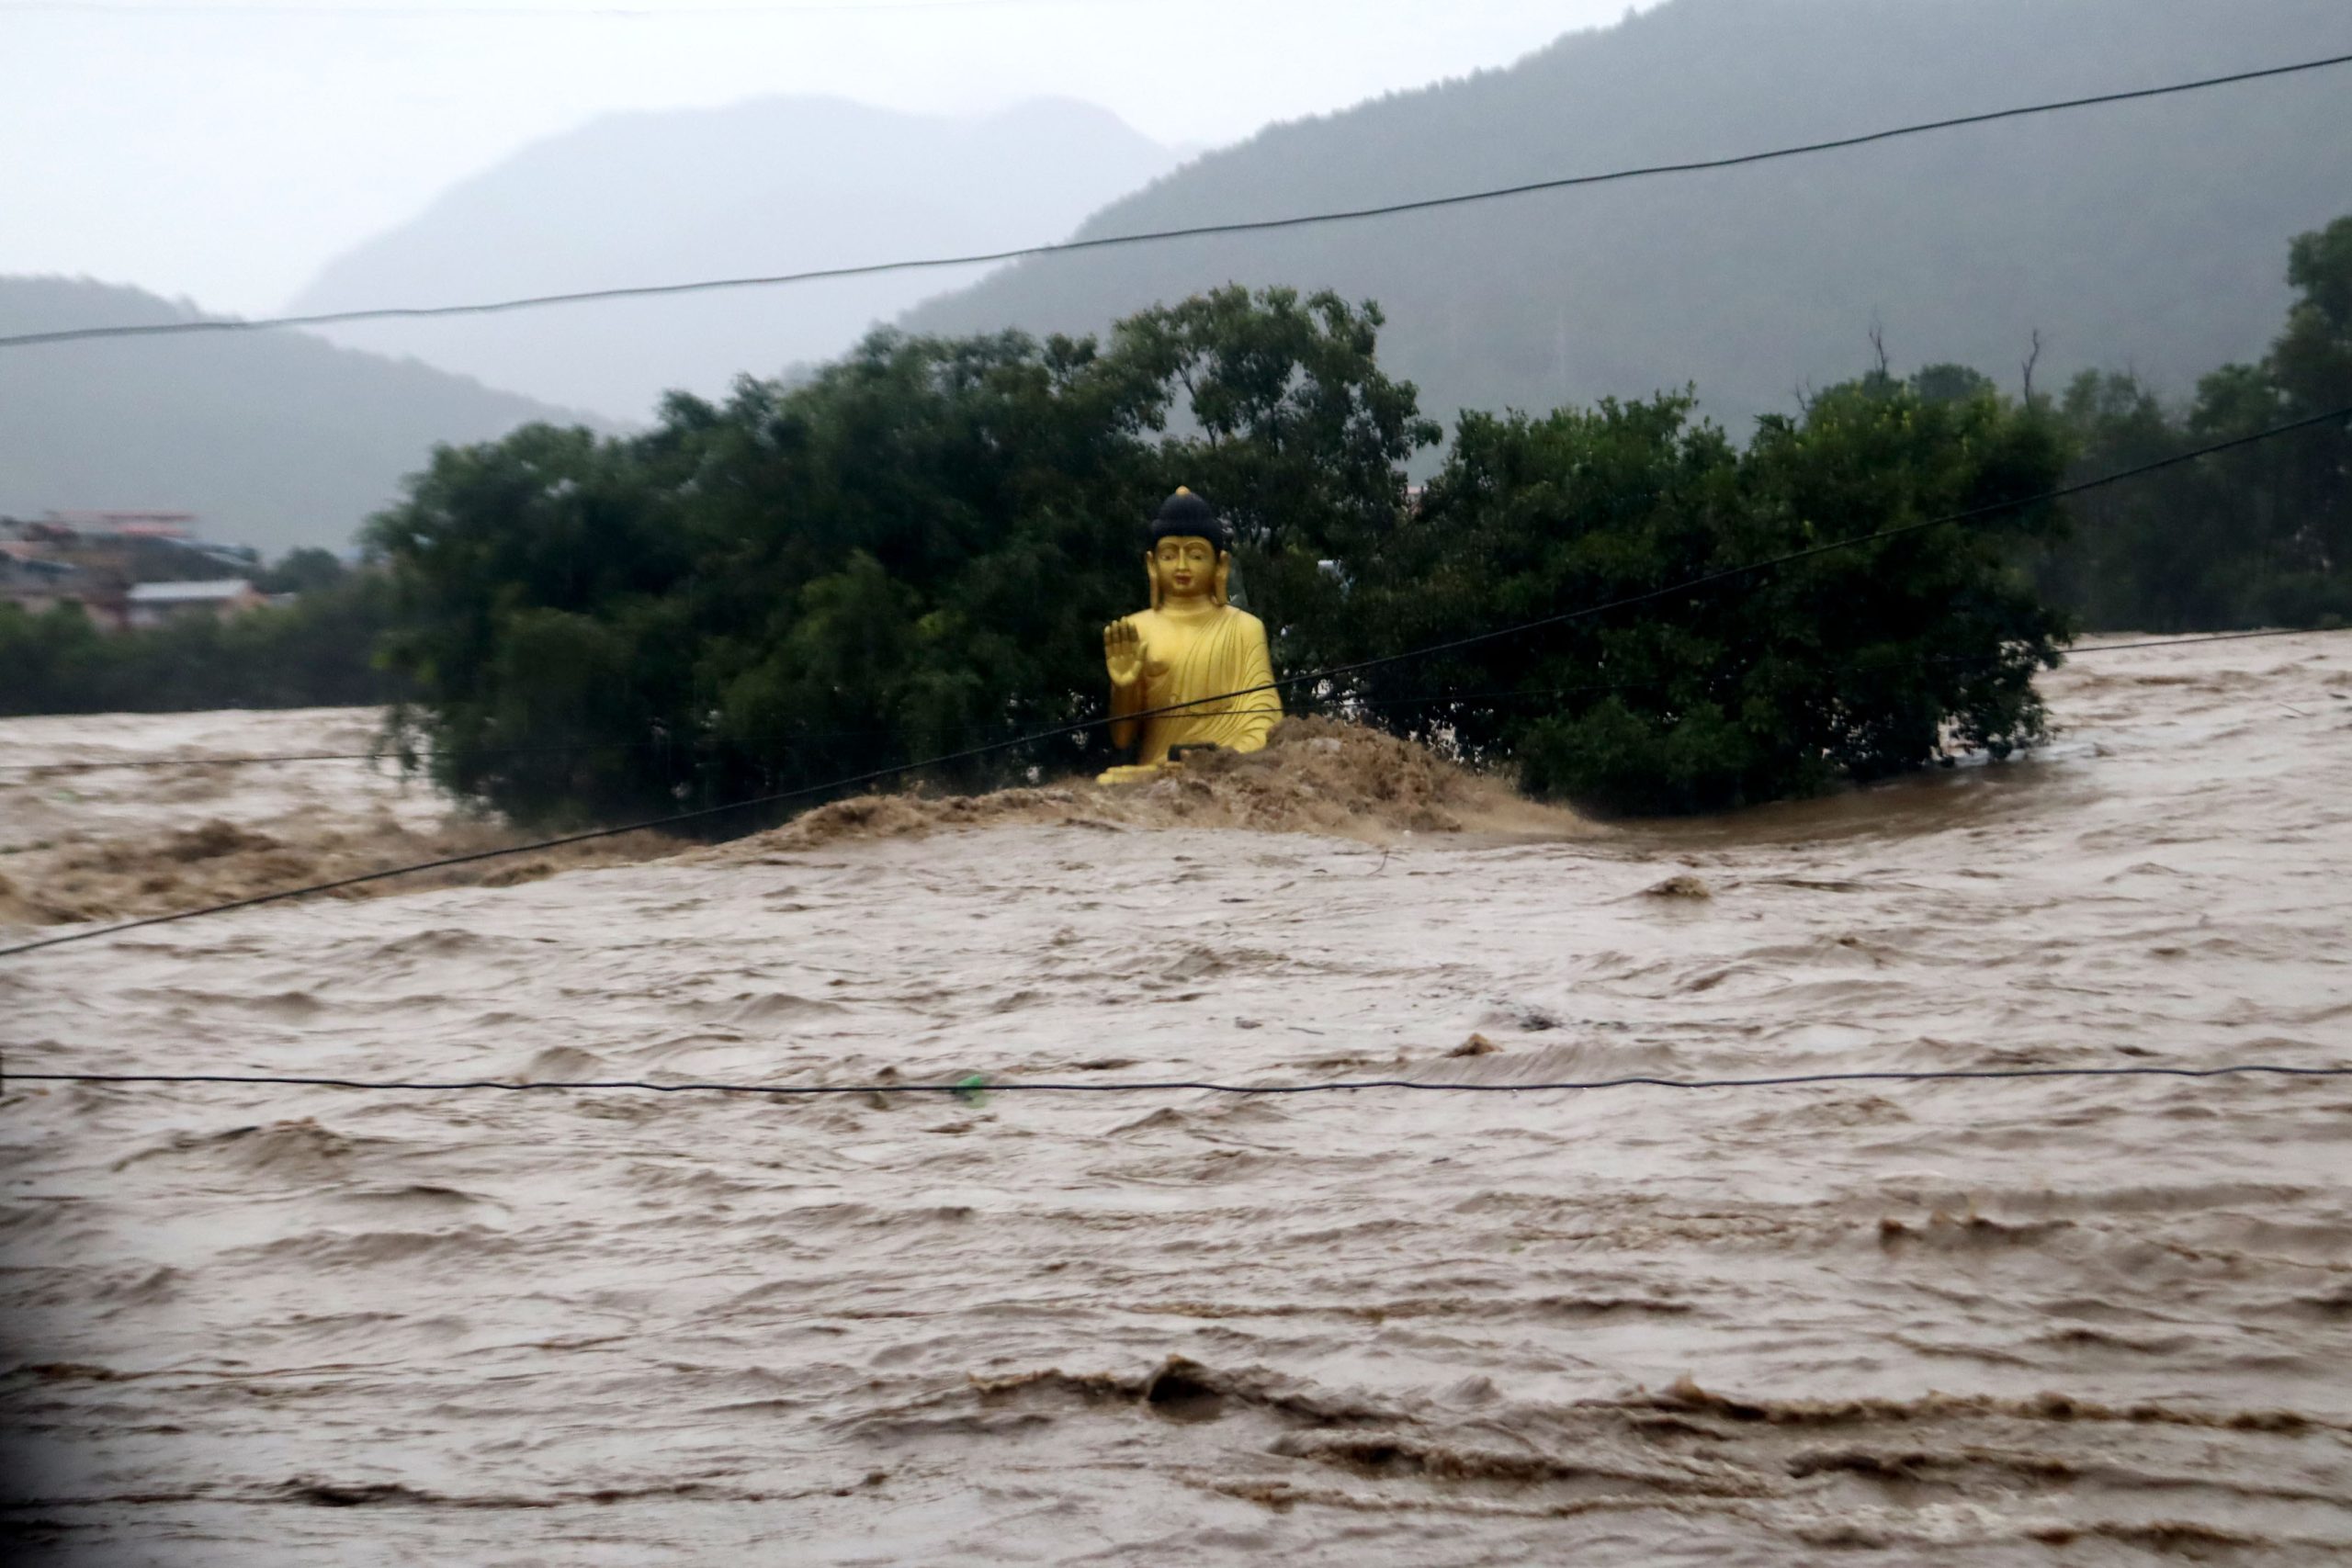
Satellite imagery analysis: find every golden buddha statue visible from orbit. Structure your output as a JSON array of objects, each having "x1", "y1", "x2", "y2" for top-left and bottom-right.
[{"x1": 1098, "y1": 488, "x2": 1282, "y2": 784}]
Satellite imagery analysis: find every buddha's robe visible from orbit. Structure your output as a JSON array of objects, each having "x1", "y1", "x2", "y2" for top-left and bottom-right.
[{"x1": 1112, "y1": 604, "x2": 1281, "y2": 766}]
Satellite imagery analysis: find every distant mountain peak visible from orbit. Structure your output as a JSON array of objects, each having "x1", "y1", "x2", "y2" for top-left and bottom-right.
[{"x1": 288, "y1": 96, "x2": 1182, "y2": 421}]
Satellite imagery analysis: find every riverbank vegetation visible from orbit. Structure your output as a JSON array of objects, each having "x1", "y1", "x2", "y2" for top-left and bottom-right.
[
  {"x1": 369, "y1": 288, "x2": 2073, "y2": 820},
  {"x1": 2034, "y1": 216, "x2": 2352, "y2": 630},
  {"x1": 14, "y1": 218, "x2": 2346, "y2": 820},
  {"x1": 0, "y1": 554, "x2": 403, "y2": 716}
]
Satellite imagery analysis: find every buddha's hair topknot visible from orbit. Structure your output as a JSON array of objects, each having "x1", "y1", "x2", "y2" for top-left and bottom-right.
[{"x1": 1146, "y1": 486, "x2": 1230, "y2": 552}]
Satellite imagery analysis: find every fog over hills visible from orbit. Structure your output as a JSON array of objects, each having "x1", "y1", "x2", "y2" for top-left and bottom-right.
[
  {"x1": 17, "y1": 0, "x2": 2344, "y2": 558},
  {"x1": 290, "y1": 97, "x2": 1184, "y2": 422},
  {"x1": 903, "y1": 0, "x2": 2352, "y2": 431},
  {"x1": 0, "y1": 277, "x2": 592, "y2": 555}
]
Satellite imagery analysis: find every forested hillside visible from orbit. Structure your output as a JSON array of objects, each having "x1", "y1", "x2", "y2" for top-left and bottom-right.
[
  {"x1": 903, "y1": 0, "x2": 2352, "y2": 431},
  {"x1": 0, "y1": 277, "x2": 590, "y2": 554}
]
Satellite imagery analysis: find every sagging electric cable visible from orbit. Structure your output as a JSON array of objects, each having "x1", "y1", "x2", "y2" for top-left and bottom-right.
[
  {"x1": 1209, "y1": 625, "x2": 2352, "y2": 724},
  {"x1": 6, "y1": 1062, "x2": 2346, "y2": 1100},
  {"x1": 2042, "y1": 626, "x2": 2352, "y2": 656},
  {"x1": 9, "y1": 625, "x2": 2342, "y2": 776},
  {"x1": 5, "y1": 51, "x2": 2348, "y2": 351},
  {"x1": 0, "y1": 720, "x2": 910, "y2": 774},
  {"x1": 4, "y1": 400, "x2": 2346, "y2": 962},
  {"x1": 9, "y1": 1062, "x2": 2342, "y2": 1100},
  {"x1": 7, "y1": 0, "x2": 1144, "y2": 15}
]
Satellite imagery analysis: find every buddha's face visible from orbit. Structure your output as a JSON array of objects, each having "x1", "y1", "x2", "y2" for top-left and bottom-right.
[{"x1": 1152, "y1": 536, "x2": 1220, "y2": 601}]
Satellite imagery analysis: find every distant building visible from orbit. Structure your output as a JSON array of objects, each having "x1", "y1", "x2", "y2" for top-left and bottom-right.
[
  {"x1": 1, "y1": 513, "x2": 276, "y2": 630},
  {"x1": 1, "y1": 541, "x2": 88, "y2": 616},
  {"x1": 38, "y1": 510, "x2": 198, "y2": 541},
  {"x1": 124, "y1": 578, "x2": 265, "y2": 629}
]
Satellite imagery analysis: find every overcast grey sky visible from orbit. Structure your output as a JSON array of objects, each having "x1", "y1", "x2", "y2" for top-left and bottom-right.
[{"x1": 1, "y1": 0, "x2": 1656, "y2": 314}]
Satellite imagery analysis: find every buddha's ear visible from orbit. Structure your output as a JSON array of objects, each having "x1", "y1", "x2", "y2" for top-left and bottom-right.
[
  {"x1": 1214, "y1": 551, "x2": 1232, "y2": 607},
  {"x1": 1145, "y1": 550, "x2": 1162, "y2": 612}
]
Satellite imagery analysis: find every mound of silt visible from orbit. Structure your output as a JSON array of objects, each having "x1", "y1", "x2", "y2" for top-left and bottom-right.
[{"x1": 715, "y1": 717, "x2": 1590, "y2": 854}]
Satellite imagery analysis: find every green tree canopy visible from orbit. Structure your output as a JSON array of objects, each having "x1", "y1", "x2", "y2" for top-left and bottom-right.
[
  {"x1": 1329, "y1": 377, "x2": 2069, "y2": 813},
  {"x1": 368, "y1": 288, "x2": 1433, "y2": 824},
  {"x1": 2037, "y1": 215, "x2": 2352, "y2": 630},
  {"x1": 0, "y1": 566, "x2": 402, "y2": 717},
  {"x1": 371, "y1": 285, "x2": 2077, "y2": 822}
]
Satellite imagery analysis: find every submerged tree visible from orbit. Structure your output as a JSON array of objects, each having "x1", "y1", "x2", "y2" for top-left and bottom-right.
[
  {"x1": 372, "y1": 285, "x2": 2097, "y2": 823},
  {"x1": 1330, "y1": 378, "x2": 2070, "y2": 814},
  {"x1": 369, "y1": 288, "x2": 1433, "y2": 824},
  {"x1": 2037, "y1": 214, "x2": 2352, "y2": 631}
]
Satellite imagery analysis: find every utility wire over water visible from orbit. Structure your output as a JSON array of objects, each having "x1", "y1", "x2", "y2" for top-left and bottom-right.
[
  {"x1": 6, "y1": 0, "x2": 1157, "y2": 15},
  {"x1": 7, "y1": 629, "x2": 2350, "y2": 1559},
  {"x1": 8, "y1": 626, "x2": 2345, "y2": 776},
  {"x1": 4, "y1": 51, "x2": 2348, "y2": 350},
  {"x1": 5, "y1": 405, "x2": 2346, "y2": 961},
  {"x1": 7, "y1": 27, "x2": 2350, "y2": 1567},
  {"x1": 11, "y1": 1062, "x2": 2347, "y2": 1101}
]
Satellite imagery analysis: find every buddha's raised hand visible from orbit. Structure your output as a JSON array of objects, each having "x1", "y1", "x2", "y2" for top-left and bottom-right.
[{"x1": 1103, "y1": 618, "x2": 1146, "y2": 688}]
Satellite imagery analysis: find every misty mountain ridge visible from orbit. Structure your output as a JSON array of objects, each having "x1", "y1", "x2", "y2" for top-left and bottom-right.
[
  {"x1": 19, "y1": 0, "x2": 2348, "y2": 557},
  {"x1": 903, "y1": 0, "x2": 2352, "y2": 433},
  {"x1": 290, "y1": 96, "x2": 1186, "y2": 421},
  {"x1": 0, "y1": 276, "x2": 594, "y2": 555}
]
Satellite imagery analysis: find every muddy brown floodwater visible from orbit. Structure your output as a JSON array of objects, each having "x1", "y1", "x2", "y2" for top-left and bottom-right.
[{"x1": 5, "y1": 635, "x2": 2351, "y2": 1565}]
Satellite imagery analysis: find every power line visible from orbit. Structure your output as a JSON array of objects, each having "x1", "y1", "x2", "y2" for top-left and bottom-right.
[
  {"x1": 4, "y1": 0, "x2": 1136, "y2": 14},
  {"x1": 0, "y1": 721, "x2": 903, "y2": 773},
  {"x1": 7, "y1": 1062, "x2": 2346, "y2": 1099},
  {"x1": 0, "y1": 743, "x2": 650, "y2": 774},
  {"x1": 9, "y1": 625, "x2": 2340, "y2": 777},
  {"x1": 1284, "y1": 406, "x2": 2352, "y2": 694},
  {"x1": 2053, "y1": 626, "x2": 2352, "y2": 656},
  {"x1": 6, "y1": 52, "x2": 2349, "y2": 352},
  {"x1": 3, "y1": 400, "x2": 2345, "y2": 962},
  {"x1": 1, "y1": 748, "x2": 422, "y2": 774},
  {"x1": 1328, "y1": 624, "x2": 2352, "y2": 714}
]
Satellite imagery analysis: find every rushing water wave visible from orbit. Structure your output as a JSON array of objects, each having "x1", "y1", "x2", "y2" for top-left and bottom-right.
[{"x1": 5, "y1": 634, "x2": 2351, "y2": 1564}]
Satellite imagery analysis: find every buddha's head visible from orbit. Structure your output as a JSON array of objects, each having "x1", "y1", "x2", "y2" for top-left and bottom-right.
[{"x1": 1146, "y1": 487, "x2": 1231, "y2": 609}]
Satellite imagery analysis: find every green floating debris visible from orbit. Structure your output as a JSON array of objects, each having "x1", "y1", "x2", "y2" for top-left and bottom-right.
[{"x1": 952, "y1": 1073, "x2": 990, "y2": 1105}]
